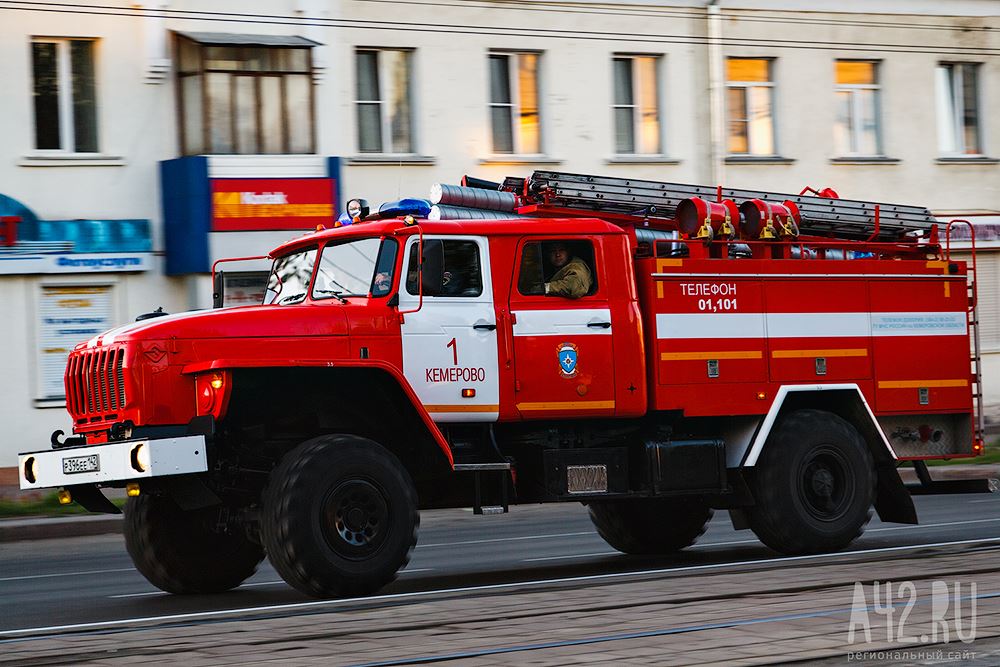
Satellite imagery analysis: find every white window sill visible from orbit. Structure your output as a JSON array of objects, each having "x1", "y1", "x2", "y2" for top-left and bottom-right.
[
  {"x1": 606, "y1": 155, "x2": 680, "y2": 165},
  {"x1": 19, "y1": 154, "x2": 126, "y2": 167},
  {"x1": 478, "y1": 155, "x2": 563, "y2": 166},
  {"x1": 344, "y1": 155, "x2": 437, "y2": 166},
  {"x1": 829, "y1": 156, "x2": 900, "y2": 165},
  {"x1": 936, "y1": 156, "x2": 999, "y2": 165},
  {"x1": 34, "y1": 399, "x2": 67, "y2": 409},
  {"x1": 725, "y1": 155, "x2": 796, "y2": 165}
]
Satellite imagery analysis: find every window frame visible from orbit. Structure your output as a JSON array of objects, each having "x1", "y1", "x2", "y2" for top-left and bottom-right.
[
  {"x1": 611, "y1": 54, "x2": 664, "y2": 156},
  {"x1": 404, "y1": 239, "x2": 484, "y2": 298},
  {"x1": 834, "y1": 60, "x2": 883, "y2": 157},
  {"x1": 355, "y1": 47, "x2": 416, "y2": 155},
  {"x1": 725, "y1": 57, "x2": 776, "y2": 157},
  {"x1": 936, "y1": 62, "x2": 983, "y2": 157},
  {"x1": 175, "y1": 35, "x2": 316, "y2": 156},
  {"x1": 30, "y1": 37, "x2": 99, "y2": 154},
  {"x1": 488, "y1": 50, "x2": 542, "y2": 155},
  {"x1": 515, "y1": 238, "x2": 600, "y2": 299}
]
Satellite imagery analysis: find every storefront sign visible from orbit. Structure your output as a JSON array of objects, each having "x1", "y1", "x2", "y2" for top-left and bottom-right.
[
  {"x1": 211, "y1": 178, "x2": 336, "y2": 231},
  {"x1": 0, "y1": 253, "x2": 151, "y2": 275}
]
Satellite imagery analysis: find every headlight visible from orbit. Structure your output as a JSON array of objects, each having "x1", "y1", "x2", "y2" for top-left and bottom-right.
[{"x1": 130, "y1": 443, "x2": 150, "y2": 473}]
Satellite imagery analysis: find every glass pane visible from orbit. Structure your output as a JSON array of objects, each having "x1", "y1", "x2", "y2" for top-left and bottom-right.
[
  {"x1": 265, "y1": 248, "x2": 317, "y2": 305},
  {"x1": 70, "y1": 41, "x2": 97, "y2": 152},
  {"x1": 518, "y1": 243, "x2": 545, "y2": 295},
  {"x1": 372, "y1": 239, "x2": 398, "y2": 297},
  {"x1": 747, "y1": 86, "x2": 774, "y2": 155},
  {"x1": 32, "y1": 42, "x2": 61, "y2": 150},
  {"x1": 205, "y1": 46, "x2": 243, "y2": 70},
  {"x1": 961, "y1": 64, "x2": 980, "y2": 154},
  {"x1": 261, "y1": 76, "x2": 282, "y2": 153},
  {"x1": 489, "y1": 54, "x2": 510, "y2": 104},
  {"x1": 726, "y1": 87, "x2": 747, "y2": 153},
  {"x1": 286, "y1": 74, "x2": 313, "y2": 153},
  {"x1": 857, "y1": 89, "x2": 879, "y2": 155},
  {"x1": 613, "y1": 58, "x2": 633, "y2": 105},
  {"x1": 235, "y1": 76, "x2": 258, "y2": 154},
  {"x1": 356, "y1": 51, "x2": 379, "y2": 101},
  {"x1": 442, "y1": 241, "x2": 482, "y2": 297},
  {"x1": 358, "y1": 103, "x2": 382, "y2": 152},
  {"x1": 935, "y1": 66, "x2": 957, "y2": 154},
  {"x1": 178, "y1": 37, "x2": 201, "y2": 74},
  {"x1": 636, "y1": 57, "x2": 660, "y2": 154},
  {"x1": 314, "y1": 238, "x2": 382, "y2": 298},
  {"x1": 181, "y1": 74, "x2": 204, "y2": 154},
  {"x1": 206, "y1": 72, "x2": 233, "y2": 153},
  {"x1": 836, "y1": 61, "x2": 876, "y2": 85},
  {"x1": 491, "y1": 106, "x2": 513, "y2": 153},
  {"x1": 279, "y1": 49, "x2": 309, "y2": 73},
  {"x1": 244, "y1": 48, "x2": 277, "y2": 72},
  {"x1": 518, "y1": 53, "x2": 540, "y2": 153},
  {"x1": 614, "y1": 107, "x2": 634, "y2": 154},
  {"x1": 726, "y1": 58, "x2": 769, "y2": 83},
  {"x1": 386, "y1": 51, "x2": 412, "y2": 153},
  {"x1": 833, "y1": 90, "x2": 852, "y2": 155}
]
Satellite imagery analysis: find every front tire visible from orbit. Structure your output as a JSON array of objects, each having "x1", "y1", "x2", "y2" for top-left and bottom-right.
[
  {"x1": 261, "y1": 435, "x2": 419, "y2": 598},
  {"x1": 746, "y1": 409, "x2": 875, "y2": 555},
  {"x1": 588, "y1": 498, "x2": 713, "y2": 554},
  {"x1": 124, "y1": 494, "x2": 264, "y2": 594}
]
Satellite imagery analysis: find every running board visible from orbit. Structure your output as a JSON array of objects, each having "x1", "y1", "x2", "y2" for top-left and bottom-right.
[
  {"x1": 453, "y1": 462, "x2": 511, "y2": 514},
  {"x1": 907, "y1": 478, "x2": 998, "y2": 495}
]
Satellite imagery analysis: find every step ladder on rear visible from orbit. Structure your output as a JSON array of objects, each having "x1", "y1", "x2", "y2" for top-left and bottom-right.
[{"x1": 946, "y1": 220, "x2": 985, "y2": 450}]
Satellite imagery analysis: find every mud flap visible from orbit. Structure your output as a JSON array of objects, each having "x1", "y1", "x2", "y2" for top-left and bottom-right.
[
  {"x1": 66, "y1": 484, "x2": 122, "y2": 514},
  {"x1": 874, "y1": 462, "x2": 917, "y2": 524}
]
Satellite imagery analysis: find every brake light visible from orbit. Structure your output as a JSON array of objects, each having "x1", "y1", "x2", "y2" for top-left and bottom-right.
[{"x1": 195, "y1": 371, "x2": 232, "y2": 418}]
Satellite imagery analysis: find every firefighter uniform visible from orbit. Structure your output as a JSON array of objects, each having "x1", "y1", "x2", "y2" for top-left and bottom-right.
[{"x1": 545, "y1": 257, "x2": 593, "y2": 298}]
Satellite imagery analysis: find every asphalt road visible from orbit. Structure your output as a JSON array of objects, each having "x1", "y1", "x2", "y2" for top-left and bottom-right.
[{"x1": 2, "y1": 493, "x2": 1000, "y2": 636}]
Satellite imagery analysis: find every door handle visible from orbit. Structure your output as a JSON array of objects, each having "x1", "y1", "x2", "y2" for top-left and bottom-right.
[
  {"x1": 473, "y1": 323, "x2": 497, "y2": 331},
  {"x1": 587, "y1": 321, "x2": 612, "y2": 329}
]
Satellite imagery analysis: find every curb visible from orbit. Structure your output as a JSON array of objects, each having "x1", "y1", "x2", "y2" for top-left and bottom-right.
[{"x1": 0, "y1": 515, "x2": 122, "y2": 543}]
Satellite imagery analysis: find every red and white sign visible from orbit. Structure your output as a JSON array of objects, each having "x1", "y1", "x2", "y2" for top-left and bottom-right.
[{"x1": 211, "y1": 178, "x2": 336, "y2": 231}]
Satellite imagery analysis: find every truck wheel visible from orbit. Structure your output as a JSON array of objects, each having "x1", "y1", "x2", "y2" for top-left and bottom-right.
[
  {"x1": 746, "y1": 409, "x2": 875, "y2": 555},
  {"x1": 588, "y1": 498, "x2": 713, "y2": 554},
  {"x1": 124, "y1": 494, "x2": 264, "y2": 594},
  {"x1": 261, "y1": 435, "x2": 419, "y2": 598}
]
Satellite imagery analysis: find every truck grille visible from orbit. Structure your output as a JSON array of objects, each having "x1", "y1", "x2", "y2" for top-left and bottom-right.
[{"x1": 66, "y1": 347, "x2": 128, "y2": 422}]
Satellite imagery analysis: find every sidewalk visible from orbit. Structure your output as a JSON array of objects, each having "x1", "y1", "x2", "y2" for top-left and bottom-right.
[{"x1": 0, "y1": 465, "x2": 997, "y2": 543}]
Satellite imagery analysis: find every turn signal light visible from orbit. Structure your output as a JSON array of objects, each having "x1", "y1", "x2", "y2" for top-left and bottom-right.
[
  {"x1": 462, "y1": 388, "x2": 476, "y2": 398},
  {"x1": 57, "y1": 489, "x2": 72, "y2": 505},
  {"x1": 757, "y1": 392, "x2": 767, "y2": 400},
  {"x1": 126, "y1": 483, "x2": 141, "y2": 497},
  {"x1": 195, "y1": 371, "x2": 231, "y2": 418}
]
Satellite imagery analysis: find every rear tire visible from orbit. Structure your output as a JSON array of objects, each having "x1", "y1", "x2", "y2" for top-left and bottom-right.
[
  {"x1": 746, "y1": 409, "x2": 875, "y2": 555},
  {"x1": 124, "y1": 494, "x2": 264, "y2": 594},
  {"x1": 588, "y1": 498, "x2": 713, "y2": 554},
  {"x1": 261, "y1": 435, "x2": 419, "y2": 598}
]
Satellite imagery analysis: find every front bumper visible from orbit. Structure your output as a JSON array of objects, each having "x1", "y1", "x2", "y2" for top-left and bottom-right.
[{"x1": 17, "y1": 436, "x2": 208, "y2": 490}]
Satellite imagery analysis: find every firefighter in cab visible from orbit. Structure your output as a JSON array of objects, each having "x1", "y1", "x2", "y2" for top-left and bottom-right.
[{"x1": 544, "y1": 241, "x2": 593, "y2": 298}]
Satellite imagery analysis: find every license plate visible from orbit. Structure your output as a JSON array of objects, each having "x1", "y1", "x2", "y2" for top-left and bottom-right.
[{"x1": 62, "y1": 454, "x2": 100, "y2": 475}]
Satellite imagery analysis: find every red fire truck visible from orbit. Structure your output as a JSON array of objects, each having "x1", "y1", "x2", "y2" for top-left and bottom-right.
[{"x1": 17, "y1": 170, "x2": 988, "y2": 599}]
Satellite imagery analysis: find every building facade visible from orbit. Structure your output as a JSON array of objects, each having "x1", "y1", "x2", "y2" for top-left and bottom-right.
[{"x1": 1, "y1": 0, "x2": 998, "y2": 475}]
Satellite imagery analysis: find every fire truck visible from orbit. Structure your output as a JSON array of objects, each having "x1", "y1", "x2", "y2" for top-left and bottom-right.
[{"x1": 17, "y1": 170, "x2": 989, "y2": 599}]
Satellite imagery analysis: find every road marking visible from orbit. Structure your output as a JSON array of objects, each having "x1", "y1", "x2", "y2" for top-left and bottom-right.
[
  {"x1": 0, "y1": 567, "x2": 135, "y2": 583},
  {"x1": 6, "y1": 536, "x2": 1000, "y2": 638}
]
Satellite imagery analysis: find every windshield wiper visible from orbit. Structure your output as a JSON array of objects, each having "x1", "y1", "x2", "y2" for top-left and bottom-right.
[
  {"x1": 278, "y1": 292, "x2": 306, "y2": 304},
  {"x1": 314, "y1": 289, "x2": 349, "y2": 304}
]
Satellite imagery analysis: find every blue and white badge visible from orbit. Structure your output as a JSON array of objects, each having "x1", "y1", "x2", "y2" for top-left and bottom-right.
[{"x1": 557, "y1": 342, "x2": 579, "y2": 378}]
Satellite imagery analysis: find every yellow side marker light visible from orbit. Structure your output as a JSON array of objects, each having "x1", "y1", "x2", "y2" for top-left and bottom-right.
[
  {"x1": 756, "y1": 392, "x2": 767, "y2": 400},
  {"x1": 57, "y1": 489, "x2": 72, "y2": 505},
  {"x1": 126, "y1": 483, "x2": 141, "y2": 497}
]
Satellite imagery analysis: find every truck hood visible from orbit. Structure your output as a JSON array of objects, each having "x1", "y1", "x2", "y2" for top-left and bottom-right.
[{"x1": 85, "y1": 305, "x2": 349, "y2": 347}]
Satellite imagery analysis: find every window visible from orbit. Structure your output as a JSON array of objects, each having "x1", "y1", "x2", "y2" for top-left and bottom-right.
[
  {"x1": 726, "y1": 58, "x2": 775, "y2": 156},
  {"x1": 517, "y1": 240, "x2": 597, "y2": 298},
  {"x1": 312, "y1": 237, "x2": 399, "y2": 299},
  {"x1": 612, "y1": 55, "x2": 662, "y2": 154},
  {"x1": 356, "y1": 49, "x2": 414, "y2": 154},
  {"x1": 31, "y1": 39, "x2": 98, "y2": 153},
  {"x1": 936, "y1": 63, "x2": 982, "y2": 155},
  {"x1": 489, "y1": 52, "x2": 541, "y2": 154},
  {"x1": 176, "y1": 34, "x2": 315, "y2": 155},
  {"x1": 834, "y1": 60, "x2": 881, "y2": 156},
  {"x1": 405, "y1": 240, "x2": 482, "y2": 297},
  {"x1": 264, "y1": 247, "x2": 317, "y2": 305}
]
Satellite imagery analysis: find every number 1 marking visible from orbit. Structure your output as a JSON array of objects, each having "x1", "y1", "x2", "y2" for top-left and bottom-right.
[{"x1": 447, "y1": 337, "x2": 457, "y2": 365}]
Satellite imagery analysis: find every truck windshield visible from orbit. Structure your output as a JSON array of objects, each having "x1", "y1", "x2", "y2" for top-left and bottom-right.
[
  {"x1": 313, "y1": 237, "x2": 398, "y2": 299},
  {"x1": 263, "y1": 247, "x2": 317, "y2": 305}
]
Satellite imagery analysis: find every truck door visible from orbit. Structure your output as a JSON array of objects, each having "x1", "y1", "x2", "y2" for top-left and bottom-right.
[
  {"x1": 399, "y1": 235, "x2": 500, "y2": 422},
  {"x1": 508, "y1": 237, "x2": 616, "y2": 419}
]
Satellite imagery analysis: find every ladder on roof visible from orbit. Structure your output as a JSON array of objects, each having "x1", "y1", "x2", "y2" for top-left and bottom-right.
[
  {"x1": 946, "y1": 220, "x2": 986, "y2": 450},
  {"x1": 517, "y1": 170, "x2": 939, "y2": 242}
]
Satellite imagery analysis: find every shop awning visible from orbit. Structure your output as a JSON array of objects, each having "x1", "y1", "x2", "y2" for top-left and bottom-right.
[{"x1": 174, "y1": 31, "x2": 321, "y2": 48}]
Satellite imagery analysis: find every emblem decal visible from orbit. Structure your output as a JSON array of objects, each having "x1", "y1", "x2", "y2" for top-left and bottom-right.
[{"x1": 557, "y1": 342, "x2": 579, "y2": 378}]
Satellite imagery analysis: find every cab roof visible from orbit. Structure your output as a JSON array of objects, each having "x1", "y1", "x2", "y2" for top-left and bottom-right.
[{"x1": 268, "y1": 217, "x2": 626, "y2": 258}]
